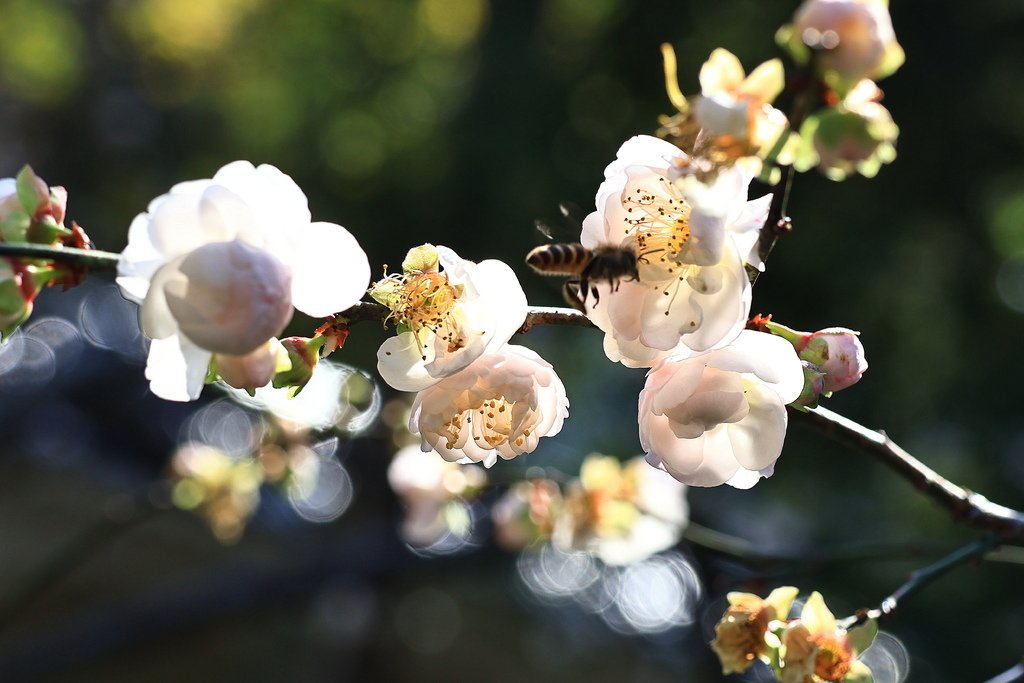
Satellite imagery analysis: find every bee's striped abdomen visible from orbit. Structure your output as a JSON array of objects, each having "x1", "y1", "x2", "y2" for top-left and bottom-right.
[{"x1": 525, "y1": 242, "x2": 591, "y2": 276}]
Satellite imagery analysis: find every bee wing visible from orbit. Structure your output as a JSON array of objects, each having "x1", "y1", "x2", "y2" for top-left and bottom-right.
[
  {"x1": 557, "y1": 200, "x2": 588, "y2": 231},
  {"x1": 534, "y1": 218, "x2": 557, "y2": 242}
]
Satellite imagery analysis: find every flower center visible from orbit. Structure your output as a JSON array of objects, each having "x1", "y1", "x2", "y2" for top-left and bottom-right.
[
  {"x1": 811, "y1": 635, "x2": 852, "y2": 682},
  {"x1": 384, "y1": 271, "x2": 467, "y2": 356},
  {"x1": 622, "y1": 177, "x2": 695, "y2": 279},
  {"x1": 440, "y1": 396, "x2": 531, "y2": 451}
]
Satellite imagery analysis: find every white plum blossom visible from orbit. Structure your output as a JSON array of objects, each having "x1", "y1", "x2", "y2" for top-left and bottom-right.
[
  {"x1": 374, "y1": 245, "x2": 528, "y2": 392},
  {"x1": 408, "y1": 344, "x2": 569, "y2": 468},
  {"x1": 692, "y1": 49, "x2": 789, "y2": 165},
  {"x1": 118, "y1": 161, "x2": 370, "y2": 401},
  {"x1": 639, "y1": 330, "x2": 803, "y2": 488},
  {"x1": 582, "y1": 135, "x2": 771, "y2": 368}
]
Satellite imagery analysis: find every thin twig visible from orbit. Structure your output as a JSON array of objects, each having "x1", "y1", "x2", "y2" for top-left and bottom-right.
[
  {"x1": 794, "y1": 406, "x2": 1024, "y2": 539},
  {"x1": 0, "y1": 243, "x2": 120, "y2": 269},
  {"x1": 683, "y1": 522, "x2": 948, "y2": 568},
  {"x1": 840, "y1": 533, "x2": 1002, "y2": 629}
]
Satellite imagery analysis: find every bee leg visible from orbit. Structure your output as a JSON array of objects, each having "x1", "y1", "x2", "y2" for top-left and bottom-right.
[{"x1": 563, "y1": 281, "x2": 586, "y2": 312}]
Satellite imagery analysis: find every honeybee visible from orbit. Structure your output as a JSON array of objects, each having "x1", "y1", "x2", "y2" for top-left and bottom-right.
[{"x1": 525, "y1": 242, "x2": 639, "y2": 312}]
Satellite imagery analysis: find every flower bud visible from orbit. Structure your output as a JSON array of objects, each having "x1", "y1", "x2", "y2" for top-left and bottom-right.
[
  {"x1": 767, "y1": 322, "x2": 868, "y2": 395},
  {"x1": 272, "y1": 336, "x2": 322, "y2": 394},
  {"x1": 796, "y1": 80, "x2": 898, "y2": 180},
  {"x1": 216, "y1": 338, "x2": 289, "y2": 393},
  {"x1": 788, "y1": 0, "x2": 904, "y2": 91}
]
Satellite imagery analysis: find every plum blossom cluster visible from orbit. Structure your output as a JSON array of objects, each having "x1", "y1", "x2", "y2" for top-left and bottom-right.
[
  {"x1": 0, "y1": 166, "x2": 93, "y2": 340},
  {"x1": 491, "y1": 454, "x2": 689, "y2": 565},
  {"x1": 711, "y1": 587, "x2": 877, "y2": 683},
  {"x1": 372, "y1": 244, "x2": 569, "y2": 467},
  {"x1": 659, "y1": 0, "x2": 902, "y2": 183},
  {"x1": 578, "y1": 134, "x2": 814, "y2": 488}
]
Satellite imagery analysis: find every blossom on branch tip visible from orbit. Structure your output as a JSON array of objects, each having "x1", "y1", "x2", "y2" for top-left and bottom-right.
[
  {"x1": 657, "y1": 46, "x2": 792, "y2": 180},
  {"x1": 117, "y1": 161, "x2": 371, "y2": 402},
  {"x1": 766, "y1": 322, "x2": 868, "y2": 395},
  {"x1": 408, "y1": 344, "x2": 568, "y2": 468},
  {"x1": 781, "y1": 0, "x2": 904, "y2": 93},
  {"x1": 779, "y1": 592, "x2": 876, "y2": 683},
  {"x1": 582, "y1": 136, "x2": 771, "y2": 368},
  {"x1": 639, "y1": 330, "x2": 803, "y2": 488},
  {"x1": 373, "y1": 244, "x2": 528, "y2": 392},
  {"x1": 711, "y1": 586, "x2": 799, "y2": 674}
]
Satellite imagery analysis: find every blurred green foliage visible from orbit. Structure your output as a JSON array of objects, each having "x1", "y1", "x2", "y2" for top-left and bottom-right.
[{"x1": 3, "y1": 0, "x2": 1024, "y2": 680}]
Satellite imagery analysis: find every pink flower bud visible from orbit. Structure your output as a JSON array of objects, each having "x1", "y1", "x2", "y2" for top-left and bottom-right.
[
  {"x1": 216, "y1": 341, "x2": 281, "y2": 392},
  {"x1": 155, "y1": 240, "x2": 294, "y2": 356},
  {"x1": 793, "y1": 0, "x2": 904, "y2": 87},
  {"x1": 796, "y1": 327, "x2": 867, "y2": 393}
]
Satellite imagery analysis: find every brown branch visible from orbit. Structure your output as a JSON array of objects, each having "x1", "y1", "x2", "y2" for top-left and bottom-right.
[
  {"x1": 794, "y1": 406, "x2": 1024, "y2": 539},
  {"x1": 841, "y1": 533, "x2": 1003, "y2": 629}
]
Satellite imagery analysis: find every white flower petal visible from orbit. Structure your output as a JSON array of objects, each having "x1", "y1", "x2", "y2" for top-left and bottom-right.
[
  {"x1": 145, "y1": 335, "x2": 212, "y2": 402},
  {"x1": 287, "y1": 221, "x2": 371, "y2": 317},
  {"x1": 378, "y1": 331, "x2": 438, "y2": 392}
]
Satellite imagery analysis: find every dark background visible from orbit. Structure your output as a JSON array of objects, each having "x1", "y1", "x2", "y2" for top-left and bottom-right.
[{"x1": 1, "y1": 0, "x2": 1023, "y2": 680}]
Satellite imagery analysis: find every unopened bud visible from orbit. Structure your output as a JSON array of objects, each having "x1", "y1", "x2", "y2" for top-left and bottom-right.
[
  {"x1": 272, "y1": 336, "x2": 322, "y2": 394},
  {"x1": 789, "y1": 0, "x2": 904, "y2": 91},
  {"x1": 798, "y1": 81, "x2": 898, "y2": 180},
  {"x1": 216, "y1": 338, "x2": 290, "y2": 394},
  {"x1": 766, "y1": 322, "x2": 867, "y2": 395}
]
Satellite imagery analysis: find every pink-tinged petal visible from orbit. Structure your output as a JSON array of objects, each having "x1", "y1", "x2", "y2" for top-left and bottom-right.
[
  {"x1": 140, "y1": 258, "x2": 188, "y2": 340},
  {"x1": 725, "y1": 380, "x2": 788, "y2": 471},
  {"x1": 647, "y1": 359, "x2": 706, "y2": 415},
  {"x1": 216, "y1": 342, "x2": 278, "y2": 391},
  {"x1": 145, "y1": 334, "x2": 212, "y2": 401},
  {"x1": 664, "y1": 367, "x2": 749, "y2": 428},
  {"x1": 639, "y1": 280, "x2": 703, "y2": 351},
  {"x1": 724, "y1": 468, "x2": 763, "y2": 489},
  {"x1": 378, "y1": 331, "x2": 438, "y2": 392},
  {"x1": 644, "y1": 415, "x2": 707, "y2": 473},
  {"x1": 165, "y1": 241, "x2": 294, "y2": 356},
  {"x1": 198, "y1": 184, "x2": 259, "y2": 245},
  {"x1": 661, "y1": 427, "x2": 742, "y2": 487},
  {"x1": 288, "y1": 221, "x2": 370, "y2": 317}
]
